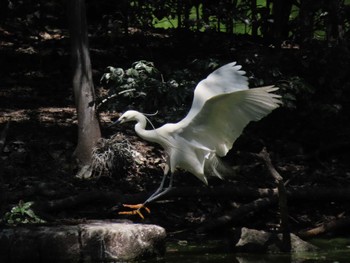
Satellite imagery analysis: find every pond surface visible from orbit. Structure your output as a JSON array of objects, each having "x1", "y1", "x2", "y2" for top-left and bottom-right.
[{"x1": 151, "y1": 237, "x2": 350, "y2": 263}]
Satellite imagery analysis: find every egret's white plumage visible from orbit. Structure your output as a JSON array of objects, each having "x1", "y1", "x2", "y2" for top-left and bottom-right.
[{"x1": 116, "y1": 62, "x2": 281, "y2": 206}]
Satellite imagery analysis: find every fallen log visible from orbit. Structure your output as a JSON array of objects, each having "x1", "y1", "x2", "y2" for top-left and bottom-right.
[
  {"x1": 196, "y1": 196, "x2": 278, "y2": 233},
  {"x1": 298, "y1": 217, "x2": 350, "y2": 239},
  {"x1": 29, "y1": 185, "x2": 350, "y2": 214}
]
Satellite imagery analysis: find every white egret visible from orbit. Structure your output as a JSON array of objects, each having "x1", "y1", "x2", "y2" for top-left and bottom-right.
[{"x1": 113, "y1": 62, "x2": 281, "y2": 219}]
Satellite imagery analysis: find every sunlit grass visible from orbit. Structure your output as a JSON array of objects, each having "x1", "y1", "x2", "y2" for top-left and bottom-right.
[
  {"x1": 152, "y1": 0, "x2": 348, "y2": 39},
  {"x1": 152, "y1": 0, "x2": 271, "y2": 34}
]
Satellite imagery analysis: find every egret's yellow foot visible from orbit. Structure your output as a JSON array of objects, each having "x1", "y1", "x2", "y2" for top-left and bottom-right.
[{"x1": 118, "y1": 204, "x2": 151, "y2": 219}]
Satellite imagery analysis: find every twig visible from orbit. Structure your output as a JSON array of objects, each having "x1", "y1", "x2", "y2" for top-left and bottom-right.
[{"x1": 95, "y1": 88, "x2": 136, "y2": 111}]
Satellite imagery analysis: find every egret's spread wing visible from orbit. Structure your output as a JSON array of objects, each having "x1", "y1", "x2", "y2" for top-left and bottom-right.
[
  {"x1": 178, "y1": 86, "x2": 281, "y2": 157},
  {"x1": 181, "y1": 62, "x2": 249, "y2": 124}
]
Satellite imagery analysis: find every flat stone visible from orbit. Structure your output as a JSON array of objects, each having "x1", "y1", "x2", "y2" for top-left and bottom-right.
[
  {"x1": 233, "y1": 227, "x2": 318, "y2": 253},
  {"x1": 80, "y1": 222, "x2": 166, "y2": 261},
  {"x1": 0, "y1": 221, "x2": 166, "y2": 262}
]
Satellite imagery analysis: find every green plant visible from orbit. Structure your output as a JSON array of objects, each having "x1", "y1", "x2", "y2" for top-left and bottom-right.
[
  {"x1": 3, "y1": 200, "x2": 46, "y2": 225},
  {"x1": 277, "y1": 76, "x2": 315, "y2": 110},
  {"x1": 98, "y1": 60, "x2": 194, "y2": 114}
]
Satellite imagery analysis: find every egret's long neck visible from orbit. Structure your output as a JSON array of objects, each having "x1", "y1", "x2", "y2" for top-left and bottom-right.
[{"x1": 134, "y1": 113, "x2": 158, "y2": 143}]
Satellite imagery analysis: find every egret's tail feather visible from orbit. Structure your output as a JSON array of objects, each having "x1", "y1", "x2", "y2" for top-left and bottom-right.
[{"x1": 205, "y1": 155, "x2": 235, "y2": 180}]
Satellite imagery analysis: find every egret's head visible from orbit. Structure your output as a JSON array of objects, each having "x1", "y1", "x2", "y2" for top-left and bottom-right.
[{"x1": 116, "y1": 110, "x2": 140, "y2": 124}]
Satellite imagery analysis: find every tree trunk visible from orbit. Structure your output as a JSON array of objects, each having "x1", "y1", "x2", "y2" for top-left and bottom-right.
[
  {"x1": 299, "y1": 0, "x2": 315, "y2": 45},
  {"x1": 183, "y1": 0, "x2": 190, "y2": 30},
  {"x1": 177, "y1": 0, "x2": 183, "y2": 29},
  {"x1": 194, "y1": 1, "x2": 200, "y2": 31},
  {"x1": 68, "y1": 0, "x2": 101, "y2": 176},
  {"x1": 251, "y1": 0, "x2": 258, "y2": 38},
  {"x1": 325, "y1": 0, "x2": 345, "y2": 46},
  {"x1": 271, "y1": 0, "x2": 293, "y2": 46}
]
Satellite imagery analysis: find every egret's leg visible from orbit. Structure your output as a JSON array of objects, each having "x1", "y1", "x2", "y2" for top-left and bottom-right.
[
  {"x1": 143, "y1": 163, "x2": 170, "y2": 203},
  {"x1": 118, "y1": 163, "x2": 172, "y2": 219},
  {"x1": 144, "y1": 171, "x2": 173, "y2": 204}
]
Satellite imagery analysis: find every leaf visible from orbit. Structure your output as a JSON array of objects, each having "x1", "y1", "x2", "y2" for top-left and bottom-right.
[
  {"x1": 24, "y1": 209, "x2": 36, "y2": 219},
  {"x1": 106, "y1": 66, "x2": 116, "y2": 72},
  {"x1": 11, "y1": 206, "x2": 21, "y2": 214},
  {"x1": 126, "y1": 68, "x2": 139, "y2": 78},
  {"x1": 22, "y1": 201, "x2": 34, "y2": 210},
  {"x1": 110, "y1": 68, "x2": 124, "y2": 82},
  {"x1": 102, "y1": 73, "x2": 110, "y2": 81}
]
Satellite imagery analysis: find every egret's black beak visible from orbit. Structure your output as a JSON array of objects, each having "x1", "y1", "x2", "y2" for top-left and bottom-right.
[{"x1": 108, "y1": 119, "x2": 121, "y2": 127}]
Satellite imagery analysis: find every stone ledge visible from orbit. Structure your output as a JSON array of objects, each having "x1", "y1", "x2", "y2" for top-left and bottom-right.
[{"x1": 0, "y1": 221, "x2": 166, "y2": 262}]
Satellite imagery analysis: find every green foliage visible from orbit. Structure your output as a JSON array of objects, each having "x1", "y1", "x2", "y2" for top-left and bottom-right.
[
  {"x1": 102, "y1": 60, "x2": 159, "y2": 88},
  {"x1": 3, "y1": 200, "x2": 45, "y2": 225},
  {"x1": 278, "y1": 76, "x2": 315, "y2": 110},
  {"x1": 99, "y1": 60, "x2": 196, "y2": 114}
]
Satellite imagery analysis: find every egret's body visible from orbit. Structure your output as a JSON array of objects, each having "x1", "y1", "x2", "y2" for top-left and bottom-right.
[{"x1": 115, "y1": 62, "x2": 281, "y2": 217}]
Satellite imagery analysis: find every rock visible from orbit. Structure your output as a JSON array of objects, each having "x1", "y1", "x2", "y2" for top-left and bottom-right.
[
  {"x1": 233, "y1": 227, "x2": 318, "y2": 253},
  {"x1": 80, "y1": 222, "x2": 166, "y2": 261},
  {"x1": 0, "y1": 221, "x2": 166, "y2": 262},
  {"x1": 0, "y1": 225, "x2": 80, "y2": 262}
]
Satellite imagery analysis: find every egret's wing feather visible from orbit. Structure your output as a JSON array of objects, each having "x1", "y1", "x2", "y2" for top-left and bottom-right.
[
  {"x1": 181, "y1": 62, "x2": 249, "y2": 124},
  {"x1": 160, "y1": 62, "x2": 280, "y2": 182},
  {"x1": 177, "y1": 86, "x2": 281, "y2": 157}
]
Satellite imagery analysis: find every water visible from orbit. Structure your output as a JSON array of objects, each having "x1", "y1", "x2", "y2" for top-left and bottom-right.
[{"x1": 151, "y1": 238, "x2": 350, "y2": 263}]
